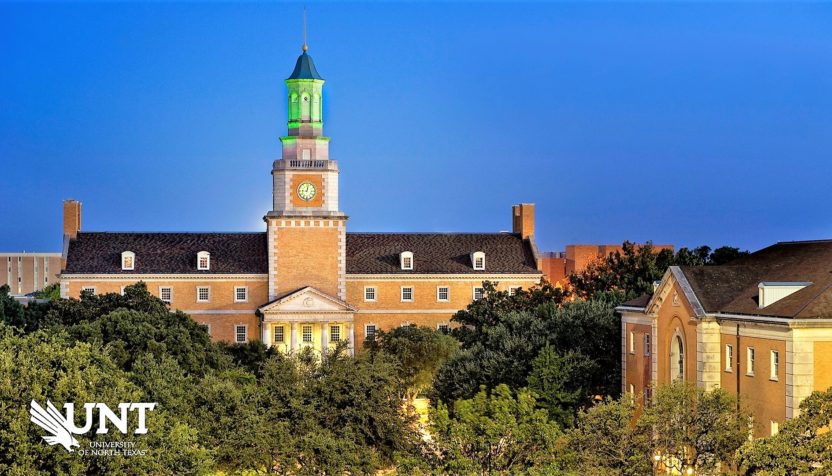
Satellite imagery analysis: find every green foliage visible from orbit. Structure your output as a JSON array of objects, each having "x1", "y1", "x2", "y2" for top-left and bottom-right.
[
  {"x1": 0, "y1": 284, "x2": 25, "y2": 329},
  {"x1": 430, "y1": 384, "x2": 562, "y2": 474},
  {"x1": 737, "y1": 387, "x2": 832, "y2": 475},
  {"x1": 367, "y1": 324, "x2": 459, "y2": 399},
  {"x1": 528, "y1": 346, "x2": 597, "y2": 427},
  {"x1": 32, "y1": 282, "x2": 61, "y2": 301},
  {"x1": 569, "y1": 241, "x2": 750, "y2": 300}
]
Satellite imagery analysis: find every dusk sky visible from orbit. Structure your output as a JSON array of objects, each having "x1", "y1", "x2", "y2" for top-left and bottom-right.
[{"x1": 2, "y1": 2, "x2": 831, "y2": 254}]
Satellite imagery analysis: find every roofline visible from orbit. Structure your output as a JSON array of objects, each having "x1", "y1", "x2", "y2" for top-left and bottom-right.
[
  {"x1": 0, "y1": 252, "x2": 62, "y2": 256},
  {"x1": 74, "y1": 231, "x2": 266, "y2": 235}
]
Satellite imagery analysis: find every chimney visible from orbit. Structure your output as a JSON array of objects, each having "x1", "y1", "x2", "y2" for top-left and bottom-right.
[
  {"x1": 512, "y1": 203, "x2": 535, "y2": 240},
  {"x1": 63, "y1": 199, "x2": 82, "y2": 240}
]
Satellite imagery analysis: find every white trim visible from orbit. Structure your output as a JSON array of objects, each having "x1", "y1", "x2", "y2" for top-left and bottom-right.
[
  {"x1": 183, "y1": 310, "x2": 258, "y2": 315},
  {"x1": 725, "y1": 344, "x2": 734, "y2": 372},
  {"x1": 770, "y1": 350, "x2": 780, "y2": 381},
  {"x1": 363, "y1": 286, "x2": 377, "y2": 302},
  {"x1": 234, "y1": 324, "x2": 248, "y2": 343},
  {"x1": 60, "y1": 274, "x2": 267, "y2": 281},
  {"x1": 196, "y1": 286, "x2": 211, "y2": 303},
  {"x1": 400, "y1": 251, "x2": 414, "y2": 271},
  {"x1": 746, "y1": 347, "x2": 756, "y2": 376},
  {"x1": 472, "y1": 286, "x2": 484, "y2": 301},
  {"x1": 234, "y1": 286, "x2": 248, "y2": 303},
  {"x1": 400, "y1": 286, "x2": 414, "y2": 302},
  {"x1": 471, "y1": 251, "x2": 485, "y2": 271},
  {"x1": 356, "y1": 309, "x2": 457, "y2": 314},
  {"x1": 121, "y1": 251, "x2": 135, "y2": 271},
  {"x1": 81, "y1": 286, "x2": 97, "y2": 295},
  {"x1": 436, "y1": 285, "x2": 450, "y2": 302},
  {"x1": 364, "y1": 323, "x2": 377, "y2": 340},
  {"x1": 158, "y1": 286, "x2": 173, "y2": 304},
  {"x1": 346, "y1": 273, "x2": 541, "y2": 281},
  {"x1": 197, "y1": 251, "x2": 210, "y2": 271}
]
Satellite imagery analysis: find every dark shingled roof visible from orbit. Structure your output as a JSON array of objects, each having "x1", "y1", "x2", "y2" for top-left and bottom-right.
[
  {"x1": 680, "y1": 240, "x2": 832, "y2": 318},
  {"x1": 346, "y1": 233, "x2": 540, "y2": 274},
  {"x1": 287, "y1": 52, "x2": 323, "y2": 80},
  {"x1": 621, "y1": 294, "x2": 651, "y2": 308},
  {"x1": 64, "y1": 232, "x2": 269, "y2": 274},
  {"x1": 64, "y1": 231, "x2": 541, "y2": 276}
]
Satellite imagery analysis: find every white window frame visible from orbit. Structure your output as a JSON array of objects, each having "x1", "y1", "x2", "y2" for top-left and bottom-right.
[
  {"x1": 235, "y1": 324, "x2": 247, "y2": 343},
  {"x1": 273, "y1": 325, "x2": 285, "y2": 343},
  {"x1": 436, "y1": 286, "x2": 450, "y2": 302},
  {"x1": 437, "y1": 323, "x2": 450, "y2": 333},
  {"x1": 401, "y1": 286, "x2": 414, "y2": 302},
  {"x1": 770, "y1": 350, "x2": 779, "y2": 381},
  {"x1": 365, "y1": 324, "x2": 377, "y2": 340},
  {"x1": 508, "y1": 286, "x2": 521, "y2": 296},
  {"x1": 364, "y1": 286, "x2": 376, "y2": 302},
  {"x1": 770, "y1": 420, "x2": 779, "y2": 436},
  {"x1": 120, "y1": 286, "x2": 126, "y2": 296},
  {"x1": 330, "y1": 325, "x2": 341, "y2": 343},
  {"x1": 643, "y1": 334, "x2": 651, "y2": 356},
  {"x1": 472, "y1": 251, "x2": 485, "y2": 271},
  {"x1": 121, "y1": 251, "x2": 135, "y2": 271},
  {"x1": 234, "y1": 286, "x2": 248, "y2": 303},
  {"x1": 81, "y1": 286, "x2": 96, "y2": 295},
  {"x1": 473, "y1": 286, "x2": 484, "y2": 301},
  {"x1": 203, "y1": 323, "x2": 211, "y2": 336},
  {"x1": 629, "y1": 331, "x2": 635, "y2": 354},
  {"x1": 159, "y1": 286, "x2": 173, "y2": 304},
  {"x1": 196, "y1": 286, "x2": 211, "y2": 303},
  {"x1": 197, "y1": 251, "x2": 210, "y2": 271},
  {"x1": 725, "y1": 344, "x2": 733, "y2": 372},
  {"x1": 747, "y1": 347, "x2": 756, "y2": 376},
  {"x1": 301, "y1": 324, "x2": 313, "y2": 343},
  {"x1": 400, "y1": 251, "x2": 414, "y2": 271}
]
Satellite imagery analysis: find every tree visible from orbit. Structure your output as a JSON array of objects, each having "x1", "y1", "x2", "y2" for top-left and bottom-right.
[
  {"x1": 32, "y1": 283, "x2": 61, "y2": 301},
  {"x1": 737, "y1": 387, "x2": 832, "y2": 475},
  {"x1": 367, "y1": 324, "x2": 459, "y2": 399},
  {"x1": 430, "y1": 384, "x2": 562, "y2": 474},
  {"x1": 527, "y1": 346, "x2": 597, "y2": 427}
]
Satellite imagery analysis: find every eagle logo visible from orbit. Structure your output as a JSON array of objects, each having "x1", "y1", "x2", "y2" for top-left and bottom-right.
[{"x1": 29, "y1": 400, "x2": 81, "y2": 452}]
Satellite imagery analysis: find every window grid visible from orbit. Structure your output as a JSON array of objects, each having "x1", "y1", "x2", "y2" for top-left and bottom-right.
[
  {"x1": 747, "y1": 348, "x2": 756, "y2": 376},
  {"x1": 437, "y1": 286, "x2": 449, "y2": 302},
  {"x1": 365, "y1": 325, "x2": 377, "y2": 340},
  {"x1": 643, "y1": 334, "x2": 651, "y2": 356},
  {"x1": 235, "y1": 325, "x2": 247, "y2": 343},
  {"x1": 274, "y1": 326, "x2": 285, "y2": 343},
  {"x1": 364, "y1": 287, "x2": 376, "y2": 302},
  {"x1": 159, "y1": 287, "x2": 172, "y2": 303},
  {"x1": 81, "y1": 286, "x2": 96, "y2": 295},
  {"x1": 770, "y1": 351, "x2": 779, "y2": 380},
  {"x1": 197, "y1": 287, "x2": 210, "y2": 303},
  {"x1": 473, "y1": 287, "x2": 484, "y2": 300},
  {"x1": 437, "y1": 324, "x2": 450, "y2": 333},
  {"x1": 401, "y1": 287, "x2": 414, "y2": 302},
  {"x1": 235, "y1": 287, "x2": 248, "y2": 302},
  {"x1": 330, "y1": 325, "x2": 341, "y2": 342},
  {"x1": 302, "y1": 325, "x2": 313, "y2": 343},
  {"x1": 726, "y1": 345, "x2": 734, "y2": 372},
  {"x1": 402, "y1": 256, "x2": 413, "y2": 270}
]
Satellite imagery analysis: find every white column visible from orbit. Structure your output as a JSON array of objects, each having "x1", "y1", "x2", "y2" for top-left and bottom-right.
[
  {"x1": 321, "y1": 322, "x2": 328, "y2": 355},
  {"x1": 262, "y1": 321, "x2": 272, "y2": 348},
  {"x1": 787, "y1": 329, "x2": 814, "y2": 419},
  {"x1": 348, "y1": 322, "x2": 355, "y2": 356},
  {"x1": 697, "y1": 318, "x2": 721, "y2": 391},
  {"x1": 291, "y1": 322, "x2": 298, "y2": 351}
]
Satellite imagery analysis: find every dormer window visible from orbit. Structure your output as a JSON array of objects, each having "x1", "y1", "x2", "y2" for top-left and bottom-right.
[
  {"x1": 121, "y1": 251, "x2": 135, "y2": 271},
  {"x1": 197, "y1": 251, "x2": 210, "y2": 271},
  {"x1": 400, "y1": 251, "x2": 413, "y2": 271},
  {"x1": 472, "y1": 251, "x2": 486, "y2": 271}
]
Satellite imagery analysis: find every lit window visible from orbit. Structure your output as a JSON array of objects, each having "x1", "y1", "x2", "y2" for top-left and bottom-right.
[
  {"x1": 364, "y1": 287, "x2": 376, "y2": 302},
  {"x1": 159, "y1": 287, "x2": 172, "y2": 304},
  {"x1": 644, "y1": 334, "x2": 651, "y2": 356},
  {"x1": 330, "y1": 325, "x2": 340, "y2": 342},
  {"x1": 81, "y1": 286, "x2": 96, "y2": 295},
  {"x1": 400, "y1": 251, "x2": 413, "y2": 270},
  {"x1": 472, "y1": 251, "x2": 486, "y2": 271},
  {"x1": 197, "y1": 251, "x2": 210, "y2": 271},
  {"x1": 401, "y1": 287, "x2": 414, "y2": 302},
  {"x1": 197, "y1": 286, "x2": 210, "y2": 303},
  {"x1": 234, "y1": 286, "x2": 248, "y2": 302},
  {"x1": 365, "y1": 324, "x2": 377, "y2": 340},
  {"x1": 437, "y1": 323, "x2": 450, "y2": 333},
  {"x1": 437, "y1": 286, "x2": 449, "y2": 302},
  {"x1": 629, "y1": 331, "x2": 635, "y2": 354},
  {"x1": 629, "y1": 384, "x2": 634, "y2": 395},
  {"x1": 747, "y1": 347, "x2": 756, "y2": 376},
  {"x1": 473, "y1": 287, "x2": 484, "y2": 300},
  {"x1": 770, "y1": 420, "x2": 779, "y2": 436},
  {"x1": 725, "y1": 345, "x2": 734, "y2": 372},
  {"x1": 302, "y1": 325, "x2": 313, "y2": 343},
  {"x1": 274, "y1": 326, "x2": 285, "y2": 343},
  {"x1": 121, "y1": 251, "x2": 135, "y2": 271},
  {"x1": 770, "y1": 351, "x2": 779, "y2": 380},
  {"x1": 235, "y1": 325, "x2": 247, "y2": 343}
]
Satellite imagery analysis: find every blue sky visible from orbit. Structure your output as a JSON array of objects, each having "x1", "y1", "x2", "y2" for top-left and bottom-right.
[{"x1": 2, "y1": 2, "x2": 831, "y2": 253}]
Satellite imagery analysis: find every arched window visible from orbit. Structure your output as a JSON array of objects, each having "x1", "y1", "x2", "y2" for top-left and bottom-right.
[
  {"x1": 670, "y1": 334, "x2": 685, "y2": 381},
  {"x1": 301, "y1": 93, "x2": 311, "y2": 120},
  {"x1": 197, "y1": 251, "x2": 210, "y2": 271},
  {"x1": 289, "y1": 93, "x2": 299, "y2": 120},
  {"x1": 121, "y1": 251, "x2": 135, "y2": 271}
]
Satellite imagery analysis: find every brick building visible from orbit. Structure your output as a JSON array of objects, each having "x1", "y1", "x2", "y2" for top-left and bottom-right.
[
  {"x1": 0, "y1": 252, "x2": 61, "y2": 296},
  {"x1": 59, "y1": 47, "x2": 543, "y2": 351},
  {"x1": 540, "y1": 243, "x2": 674, "y2": 286},
  {"x1": 619, "y1": 240, "x2": 832, "y2": 437}
]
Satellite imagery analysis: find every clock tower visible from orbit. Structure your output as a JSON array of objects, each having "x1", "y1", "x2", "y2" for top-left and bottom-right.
[{"x1": 266, "y1": 44, "x2": 347, "y2": 301}]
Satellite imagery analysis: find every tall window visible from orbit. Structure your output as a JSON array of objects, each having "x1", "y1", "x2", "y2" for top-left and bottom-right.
[
  {"x1": 235, "y1": 325, "x2": 247, "y2": 343},
  {"x1": 302, "y1": 325, "x2": 313, "y2": 343},
  {"x1": 364, "y1": 287, "x2": 376, "y2": 302},
  {"x1": 159, "y1": 287, "x2": 172, "y2": 304},
  {"x1": 726, "y1": 344, "x2": 734, "y2": 372},
  {"x1": 629, "y1": 331, "x2": 635, "y2": 354},
  {"x1": 330, "y1": 325, "x2": 341, "y2": 342},
  {"x1": 121, "y1": 251, "x2": 135, "y2": 271},
  {"x1": 400, "y1": 251, "x2": 413, "y2": 270},
  {"x1": 437, "y1": 286, "x2": 449, "y2": 302},
  {"x1": 197, "y1": 251, "x2": 210, "y2": 271},
  {"x1": 670, "y1": 335, "x2": 684, "y2": 381},
  {"x1": 473, "y1": 287, "x2": 484, "y2": 300},
  {"x1": 401, "y1": 287, "x2": 414, "y2": 302},
  {"x1": 274, "y1": 325, "x2": 285, "y2": 343},
  {"x1": 747, "y1": 347, "x2": 756, "y2": 376},
  {"x1": 365, "y1": 324, "x2": 377, "y2": 340},
  {"x1": 234, "y1": 286, "x2": 248, "y2": 302},
  {"x1": 643, "y1": 334, "x2": 651, "y2": 356},
  {"x1": 197, "y1": 286, "x2": 210, "y2": 303},
  {"x1": 770, "y1": 351, "x2": 779, "y2": 380}
]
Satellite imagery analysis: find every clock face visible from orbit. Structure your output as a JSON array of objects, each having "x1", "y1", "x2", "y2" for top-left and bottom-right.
[{"x1": 297, "y1": 181, "x2": 317, "y2": 201}]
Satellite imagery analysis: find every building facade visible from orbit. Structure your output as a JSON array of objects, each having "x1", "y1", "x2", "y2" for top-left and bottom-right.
[
  {"x1": 59, "y1": 47, "x2": 543, "y2": 352},
  {"x1": 0, "y1": 252, "x2": 62, "y2": 296},
  {"x1": 619, "y1": 240, "x2": 832, "y2": 437}
]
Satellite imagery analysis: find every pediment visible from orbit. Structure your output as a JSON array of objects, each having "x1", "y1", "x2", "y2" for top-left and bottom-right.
[{"x1": 259, "y1": 287, "x2": 356, "y2": 314}]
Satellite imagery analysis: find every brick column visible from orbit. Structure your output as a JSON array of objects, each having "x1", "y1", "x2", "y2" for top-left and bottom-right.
[{"x1": 697, "y1": 318, "x2": 721, "y2": 391}]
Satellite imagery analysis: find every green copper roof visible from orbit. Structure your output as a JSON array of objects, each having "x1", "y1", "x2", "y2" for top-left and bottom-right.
[{"x1": 287, "y1": 51, "x2": 323, "y2": 80}]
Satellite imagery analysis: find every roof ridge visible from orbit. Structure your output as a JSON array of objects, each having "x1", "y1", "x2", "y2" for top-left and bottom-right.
[{"x1": 78, "y1": 231, "x2": 266, "y2": 235}]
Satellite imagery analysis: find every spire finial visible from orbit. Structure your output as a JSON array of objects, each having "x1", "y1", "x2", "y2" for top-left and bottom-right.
[{"x1": 302, "y1": 7, "x2": 308, "y2": 52}]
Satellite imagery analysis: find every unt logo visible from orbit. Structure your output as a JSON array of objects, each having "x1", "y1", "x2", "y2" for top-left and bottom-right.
[{"x1": 29, "y1": 400, "x2": 157, "y2": 453}]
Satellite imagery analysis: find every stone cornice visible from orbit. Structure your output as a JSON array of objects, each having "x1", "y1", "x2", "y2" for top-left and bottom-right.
[{"x1": 60, "y1": 274, "x2": 268, "y2": 281}]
